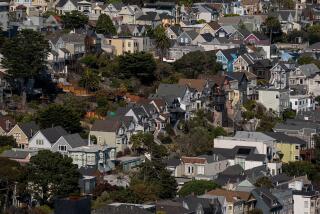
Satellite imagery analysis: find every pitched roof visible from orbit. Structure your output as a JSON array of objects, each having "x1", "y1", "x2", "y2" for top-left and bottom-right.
[
  {"x1": 200, "y1": 33, "x2": 214, "y2": 42},
  {"x1": 62, "y1": 133, "x2": 87, "y2": 148},
  {"x1": 61, "y1": 33, "x2": 86, "y2": 43},
  {"x1": 229, "y1": 72, "x2": 248, "y2": 82},
  {"x1": 91, "y1": 119, "x2": 122, "y2": 132},
  {"x1": 241, "y1": 0, "x2": 260, "y2": 5},
  {"x1": 168, "y1": 25, "x2": 182, "y2": 36},
  {"x1": 94, "y1": 204, "x2": 153, "y2": 214},
  {"x1": 178, "y1": 79, "x2": 207, "y2": 92},
  {"x1": 156, "y1": 83, "x2": 187, "y2": 98},
  {"x1": 207, "y1": 21, "x2": 221, "y2": 31},
  {"x1": 136, "y1": 11, "x2": 159, "y2": 21},
  {"x1": 40, "y1": 126, "x2": 68, "y2": 144},
  {"x1": 206, "y1": 189, "x2": 252, "y2": 203},
  {"x1": 263, "y1": 132, "x2": 307, "y2": 145},
  {"x1": 185, "y1": 30, "x2": 199, "y2": 40},
  {"x1": 1, "y1": 150, "x2": 33, "y2": 159},
  {"x1": 181, "y1": 156, "x2": 207, "y2": 164},
  {"x1": 298, "y1": 63, "x2": 320, "y2": 77},
  {"x1": 19, "y1": 121, "x2": 39, "y2": 138}
]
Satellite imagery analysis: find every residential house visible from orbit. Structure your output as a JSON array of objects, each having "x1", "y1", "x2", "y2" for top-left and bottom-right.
[
  {"x1": 135, "y1": 11, "x2": 161, "y2": 28},
  {"x1": 175, "y1": 155, "x2": 229, "y2": 179},
  {"x1": 102, "y1": 36, "x2": 151, "y2": 55},
  {"x1": 233, "y1": 53, "x2": 263, "y2": 73},
  {"x1": 229, "y1": 72, "x2": 249, "y2": 103},
  {"x1": 150, "y1": 83, "x2": 194, "y2": 121},
  {"x1": 77, "y1": 0, "x2": 91, "y2": 15},
  {"x1": 166, "y1": 25, "x2": 182, "y2": 40},
  {"x1": 250, "y1": 58, "x2": 272, "y2": 81},
  {"x1": 289, "y1": 63, "x2": 320, "y2": 90},
  {"x1": 241, "y1": 0, "x2": 260, "y2": 15},
  {"x1": 252, "y1": 188, "x2": 283, "y2": 214},
  {"x1": 117, "y1": 24, "x2": 145, "y2": 37},
  {"x1": 306, "y1": 72, "x2": 320, "y2": 96},
  {"x1": 176, "y1": 30, "x2": 198, "y2": 45},
  {"x1": 8, "y1": 121, "x2": 39, "y2": 149},
  {"x1": 269, "y1": 62, "x2": 296, "y2": 89},
  {"x1": 199, "y1": 21, "x2": 221, "y2": 35},
  {"x1": 293, "y1": 189, "x2": 320, "y2": 214},
  {"x1": 202, "y1": 189, "x2": 256, "y2": 214},
  {"x1": 273, "y1": 119, "x2": 320, "y2": 149},
  {"x1": 177, "y1": 195, "x2": 222, "y2": 214},
  {"x1": 55, "y1": 0, "x2": 78, "y2": 15},
  {"x1": 0, "y1": 115, "x2": 16, "y2": 136},
  {"x1": 68, "y1": 145, "x2": 116, "y2": 172},
  {"x1": 102, "y1": 2, "x2": 123, "y2": 18},
  {"x1": 212, "y1": 146, "x2": 267, "y2": 170},
  {"x1": 257, "y1": 88, "x2": 290, "y2": 115},
  {"x1": 192, "y1": 4, "x2": 218, "y2": 22},
  {"x1": 118, "y1": 5, "x2": 143, "y2": 24},
  {"x1": 142, "y1": 2, "x2": 176, "y2": 16},
  {"x1": 60, "y1": 33, "x2": 86, "y2": 58},
  {"x1": 90, "y1": 116, "x2": 135, "y2": 151},
  {"x1": 289, "y1": 94, "x2": 315, "y2": 113},
  {"x1": 216, "y1": 48, "x2": 242, "y2": 73},
  {"x1": 51, "y1": 133, "x2": 88, "y2": 155},
  {"x1": 116, "y1": 156, "x2": 143, "y2": 172},
  {"x1": 28, "y1": 126, "x2": 68, "y2": 150},
  {"x1": 178, "y1": 78, "x2": 211, "y2": 110},
  {"x1": 214, "y1": 25, "x2": 237, "y2": 38},
  {"x1": 264, "y1": 132, "x2": 307, "y2": 163},
  {"x1": 275, "y1": 10, "x2": 301, "y2": 33},
  {"x1": 215, "y1": 131, "x2": 278, "y2": 161}
]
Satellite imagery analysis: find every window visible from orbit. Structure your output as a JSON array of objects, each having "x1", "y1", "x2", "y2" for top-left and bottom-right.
[
  {"x1": 36, "y1": 139, "x2": 44, "y2": 145},
  {"x1": 304, "y1": 201, "x2": 309, "y2": 208},
  {"x1": 186, "y1": 165, "x2": 194, "y2": 174},
  {"x1": 295, "y1": 156, "x2": 299, "y2": 160},
  {"x1": 197, "y1": 165, "x2": 204, "y2": 175},
  {"x1": 128, "y1": 42, "x2": 131, "y2": 47},
  {"x1": 295, "y1": 145, "x2": 299, "y2": 150},
  {"x1": 295, "y1": 101, "x2": 298, "y2": 105},
  {"x1": 14, "y1": 133, "x2": 21, "y2": 141},
  {"x1": 58, "y1": 145, "x2": 67, "y2": 151}
]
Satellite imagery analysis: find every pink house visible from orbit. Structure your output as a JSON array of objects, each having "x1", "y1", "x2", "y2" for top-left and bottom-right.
[{"x1": 244, "y1": 33, "x2": 270, "y2": 45}]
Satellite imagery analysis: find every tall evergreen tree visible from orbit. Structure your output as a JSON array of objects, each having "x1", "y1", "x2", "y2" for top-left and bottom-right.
[
  {"x1": 96, "y1": 14, "x2": 116, "y2": 35},
  {"x1": 154, "y1": 25, "x2": 170, "y2": 61}
]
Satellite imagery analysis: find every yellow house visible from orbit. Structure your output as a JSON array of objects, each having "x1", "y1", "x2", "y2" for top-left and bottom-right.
[
  {"x1": 264, "y1": 132, "x2": 307, "y2": 163},
  {"x1": 102, "y1": 36, "x2": 151, "y2": 56}
]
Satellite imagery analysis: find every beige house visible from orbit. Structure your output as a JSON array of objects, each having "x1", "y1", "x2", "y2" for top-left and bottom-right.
[
  {"x1": 0, "y1": 115, "x2": 16, "y2": 136},
  {"x1": 90, "y1": 116, "x2": 135, "y2": 152},
  {"x1": 199, "y1": 21, "x2": 221, "y2": 35},
  {"x1": 8, "y1": 121, "x2": 39, "y2": 149},
  {"x1": 173, "y1": 155, "x2": 228, "y2": 179},
  {"x1": 118, "y1": 5, "x2": 143, "y2": 24},
  {"x1": 102, "y1": 36, "x2": 151, "y2": 56}
]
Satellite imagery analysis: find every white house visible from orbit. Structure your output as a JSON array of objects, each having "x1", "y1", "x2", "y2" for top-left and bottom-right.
[
  {"x1": 51, "y1": 133, "x2": 88, "y2": 155},
  {"x1": 28, "y1": 126, "x2": 68, "y2": 150},
  {"x1": 290, "y1": 95, "x2": 315, "y2": 113},
  {"x1": 293, "y1": 190, "x2": 320, "y2": 214}
]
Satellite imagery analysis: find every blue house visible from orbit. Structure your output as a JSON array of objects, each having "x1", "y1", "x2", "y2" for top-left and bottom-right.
[{"x1": 216, "y1": 48, "x2": 241, "y2": 72}]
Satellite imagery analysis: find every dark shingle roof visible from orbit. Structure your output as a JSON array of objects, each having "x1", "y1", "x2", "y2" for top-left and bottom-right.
[
  {"x1": 19, "y1": 121, "x2": 39, "y2": 138},
  {"x1": 94, "y1": 204, "x2": 153, "y2": 214},
  {"x1": 1, "y1": 150, "x2": 31, "y2": 159},
  {"x1": 91, "y1": 119, "x2": 122, "y2": 132},
  {"x1": 200, "y1": 33, "x2": 214, "y2": 42},
  {"x1": 263, "y1": 132, "x2": 307, "y2": 145},
  {"x1": 41, "y1": 126, "x2": 68, "y2": 144},
  {"x1": 136, "y1": 12, "x2": 159, "y2": 21},
  {"x1": 62, "y1": 133, "x2": 87, "y2": 148},
  {"x1": 185, "y1": 30, "x2": 198, "y2": 40}
]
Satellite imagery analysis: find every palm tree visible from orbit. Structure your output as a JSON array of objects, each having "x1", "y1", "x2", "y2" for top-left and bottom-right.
[{"x1": 154, "y1": 25, "x2": 170, "y2": 61}]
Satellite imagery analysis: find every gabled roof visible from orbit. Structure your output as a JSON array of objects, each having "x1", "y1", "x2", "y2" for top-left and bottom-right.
[
  {"x1": 207, "y1": 21, "x2": 221, "y2": 31},
  {"x1": 61, "y1": 133, "x2": 87, "y2": 148},
  {"x1": 136, "y1": 11, "x2": 159, "y2": 21},
  {"x1": 61, "y1": 33, "x2": 86, "y2": 43},
  {"x1": 230, "y1": 72, "x2": 248, "y2": 82},
  {"x1": 178, "y1": 78, "x2": 207, "y2": 92},
  {"x1": 1, "y1": 150, "x2": 35, "y2": 159},
  {"x1": 40, "y1": 126, "x2": 68, "y2": 144},
  {"x1": 298, "y1": 63, "x2": 320, "y2": 77},
  {"x1": 91, "y1": 119, "x2": 123, "y2": 132},
  {"x1": 199, "y1": 33, "x2": 214, "y2": 42},
  {"x1": 184, "y1": 30, "x2": 199, "y2": 40},
  {"x1": 19, "y1": 121, "x2": 39, "y2": 138},
  {"x1": 218, "y1": 25, "x2": 237, "y2": 35},
  {"x1": 156, "y1": 83, "x2": 188, "y2": 98},
  {"x1": 55, "y1": 0, "x2": 78, "y2": 8},
  {"x1": 241, "y1": 0, "x2": 260, "y2": 5},
  {"x1": 168, "y1": 25, "x2": 182, "y2": 36}
]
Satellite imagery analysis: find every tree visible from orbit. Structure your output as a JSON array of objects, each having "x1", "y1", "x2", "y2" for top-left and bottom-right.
[
  {"x1": 96, "y1": 14, "x2": 116, "y2": 35},
  {"x1": 95, "y1": 89, "x2": 110, "y2": 116},
  {"x1": 130, "y1": 132, "x2": 154, "y2": 153},
  {"x1": 25, "y1": 150, "x2": 80, "y2": 204},
  {"x1": 178, "y1": 180, "x2": 218, "y2": 197},
  {"x1": 263, "y1": 16, "x2": 281, "y2": 42},
  {"x1": 154, "y1": 25, "x2": 170, "y2": 61},
  {"x1": 0, "y1": 157, "x2": 24, "y2": 212},
  {"x1": 79, "y1": 69, "x2": 100, "y2": 91},
  {"x1": 117, "y1": 52, "x2": 157, "y2": 85},
  {"x1": 1, "y1": 30, "x2": 50, "y2": 95},
  {"x1": 308, "y1": 25, "x2": 320, "y2": 45},
  {"x1": 298, "y1": 56, "x2": 314, "y2": 65},
  {"x1": 174, "y1": 51, "x2": 222, "y2": 78},
  {"x1": 282, "y1": 109, "x2": 296, "y2": 120},
  {"x1": 61, "y1": 11, "x2": 88, "y2": 30},
  {"x1": 283, "y1": 161, "x2": 318, "y2": 180},
  {"x1": 314, "y1": 135, "x2": 320, "y2": 165},
  {"x1": 36, "y1": 104, "x2": 82, "y2": 133},
  {"x1": 254, "y1": 176, "x2": 274, "y2": 188},
  {"x1": 0, "y1": 136, "x2": 16, "y2": 148}
]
